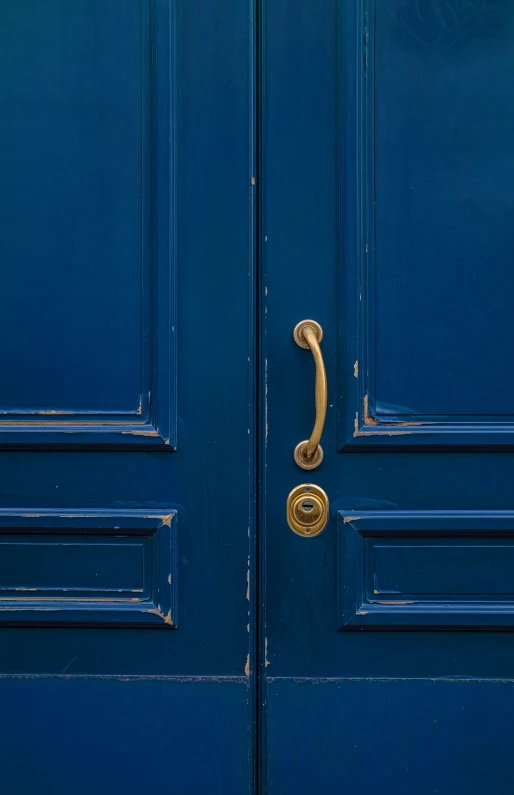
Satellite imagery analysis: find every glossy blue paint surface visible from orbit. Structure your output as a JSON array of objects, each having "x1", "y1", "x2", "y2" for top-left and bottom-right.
[
  {"x1": 262, "y1": 0, "x2": 514, "y2": 792},
  {"x1": 4, "y1": 0, "x2": 514, "y2": 790},
  {"x1": 267, "y1": 679, "x2": 514, "y2": 795},
  {"x1": 0, "y1": 0, "x2": 176, "y2": 447},
  {"x1": 339, "y1": 512, "x2": 514, "y2": 629},
  {"x1": 0, "y1": 677, "x2": 249, "y2": 795},
  {"x1": 340, "y1": 0, "x2": 514, "y2": 448},
  {"x1": 0, "y1": 0, "x2": 255, "y2": 792},
  {"x1": 0, "y1": 511, "x2": 177, "y2": 626}
]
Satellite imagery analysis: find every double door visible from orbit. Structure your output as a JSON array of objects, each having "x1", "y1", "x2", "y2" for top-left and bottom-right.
[{"x1": 2, "y1": 1, "x2": 514, "y2": 793}]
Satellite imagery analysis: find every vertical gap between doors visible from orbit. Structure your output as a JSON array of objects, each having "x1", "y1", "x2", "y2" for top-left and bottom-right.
[{"x1": 253, "y1": 0, "x2": 265, "y2": 791}]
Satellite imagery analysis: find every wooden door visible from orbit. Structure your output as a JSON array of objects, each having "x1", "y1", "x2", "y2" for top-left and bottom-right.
[
  {"x1": 262, "y1": 2, "x2": 514, "y2": 793},
  {"x1": 0, "y1": 2, "x2": 255, "y2": 792}
]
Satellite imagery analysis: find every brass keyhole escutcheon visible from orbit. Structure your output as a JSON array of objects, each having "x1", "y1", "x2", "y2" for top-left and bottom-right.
[{"x1": 287, "y1": 484, "x2": 329, "y2": 537}]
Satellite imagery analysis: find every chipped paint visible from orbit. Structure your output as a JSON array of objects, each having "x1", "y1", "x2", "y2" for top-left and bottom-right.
[
  {"x1": 343, "y1": 516, "x2": 360, "y2": 523},
  {"x1": 251, "y1": 176, "x2": 256, "y2": 185},
  {"x1": 160, "y1": 514, "x2": 174, "y2": 528},
  {"x1": 354, "y1": 428, "x2": 416, "y2": 437},
  {"x1": 143, "y1": 607, "x2": 174, "y2": 625},
  {"x1": 7, "y1": 420, "x2": 141, "y2": 426},
  {"x1": 353, "y1": 360, "x2": 358, "y2": 378},
  {"x1": 265, "y1": 637, "x2": 270, "y2": 667},
  {"x1": 246, "y1": 568, "x2": 250, "y2": 601},
  {"x1": 352, "y1": 395, "x2": 428, "y2": 435},
  {"x1": 7, "y1": 597, "x2": 143, "y2": 603},
  {"x1": 245, "y1": 654, "x2": 250, "y2": 677},
  {"x1": 363, "y1": 395, "x2": 379, "y2": 426},
  {"x1": 375, "y1": 600, "x2": 415, "y2": 605},
  {"x1": 121, "y1": 429, "x2": 160, "y2": 437},
  {"x1": 38, "y1": 410, "x2": 73, "y2": 415}
]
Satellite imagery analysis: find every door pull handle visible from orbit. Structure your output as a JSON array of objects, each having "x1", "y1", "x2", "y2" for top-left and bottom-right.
[{"x1": 293, "y1": 320, "x2": 327, "y2": 470}]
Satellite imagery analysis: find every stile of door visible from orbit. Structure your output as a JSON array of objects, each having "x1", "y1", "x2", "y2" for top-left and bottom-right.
[
  {"x1": 0, "y1": 2, "x2": 255, "y2": 793},
  {"x1": 262, "y1": 1, "x2": 514, "y2": 793}
]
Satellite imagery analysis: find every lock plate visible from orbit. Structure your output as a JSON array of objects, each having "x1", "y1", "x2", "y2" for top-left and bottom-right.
[{"x1": 287, "y1": 484, "x2": 329, "y2": 537}]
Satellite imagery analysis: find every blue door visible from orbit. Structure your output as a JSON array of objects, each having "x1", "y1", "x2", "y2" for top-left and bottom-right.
[
  {"x1": 4, "y1": 1, "x2": 514, "y2": 793},
  {"x1": 0, "y1": 1, "x2": 254, "y2": 793},
  {"x1": 263, "y1": 1, "x2": 514, "y2": 793}
]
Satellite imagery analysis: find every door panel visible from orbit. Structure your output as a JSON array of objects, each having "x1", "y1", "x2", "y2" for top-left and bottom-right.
[
  {"x1": 267, "y1": 679, "x2": 514, "y2": 795},
  {"x1": 342, "y1": 0, "x2": 514, "y2": 448},
  {"x1": 0, "y1": 510, "x2": 177, "y2": 626},
  {"x1": 339, "y1": 511, "x2": 514, "y2": 629},
  {"x1": 0, "y1": 1, "x2": 254, "y2": 792},
  {"x1": 0, "y1": 0, "x2": 175, "y2": 447},
  {"x1": 2, "y1": 677, "x2": 249, "y2": 795},
  {"x1": 263, "y1": 1, "x2": 514, "y2": 793}
]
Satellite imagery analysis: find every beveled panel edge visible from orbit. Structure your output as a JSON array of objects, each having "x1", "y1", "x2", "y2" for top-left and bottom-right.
[
  {"x1": 0, "y1": 509, "x2": 178, "y2": 628},
  {"x1": 337, "y1": 510, "x2": 514, "y2": 630}
]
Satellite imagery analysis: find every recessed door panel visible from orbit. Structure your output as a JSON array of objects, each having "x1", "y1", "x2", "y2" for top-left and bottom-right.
[
  {"x1": 339, "y1": 511, "x2": 514, "y2": 629},
  {"x1": 0, "y1": 510, "x2": 177, "y2": 626},
  {"x1": 0, "y1": 0, "x2": 175, "y2": 447},
  {"x1": 341, "y1": 0, "x2": 514, "y2": 448}
]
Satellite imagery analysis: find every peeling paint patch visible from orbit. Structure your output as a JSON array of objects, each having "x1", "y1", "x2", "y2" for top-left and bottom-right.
[
  {"x1": 245, "y1": 654, "x2": 250, "y2": 677},
  {"x1": 121, "y1": 429, "x2": 160, "y2": 437},
  {"x1": 38, "y1": 410, "x2": 73, "y2": 415},
  {"x1": 143, "y1": 607, "x2": 174, "y2": 625},
  {"x1": 363, "y1": 395, "x2": 379, "y2": 426},
  {"x1": 375, "y1": 600, "x2": 415, "y2": 606},
  {"x1": 343, "y1": 516, "x2": 360, "y2": 523},
  {"x1": 354, "y1": 428, "x2": 416, "y2": 437},
  {"x1": 354, "y1": 360, "x2": 358, "y2": 378}
]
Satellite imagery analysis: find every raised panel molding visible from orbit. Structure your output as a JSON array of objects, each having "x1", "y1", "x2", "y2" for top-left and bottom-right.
[
  {"x1": 338, "y1": 510, "x2": 514, "y2": 630},
  {"x1": 0, "y1": 510, "x2": 177, "y2": 627},
  {"x1": 339, "y1": 0, "x2": 514, "y2": 449},
  {"x1": 0, "y1": 0, "x2": 176, "y2": 448}
]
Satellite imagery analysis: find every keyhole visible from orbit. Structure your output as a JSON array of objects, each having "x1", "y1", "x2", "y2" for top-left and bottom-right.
[{"x1": 301, "y1": 499, "x2": 314, "y2": 513}]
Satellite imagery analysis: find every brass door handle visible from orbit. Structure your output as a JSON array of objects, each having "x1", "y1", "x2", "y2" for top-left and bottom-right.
[{"x1": 293, "y1": 320, "x2": 327, "y2": 469}]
